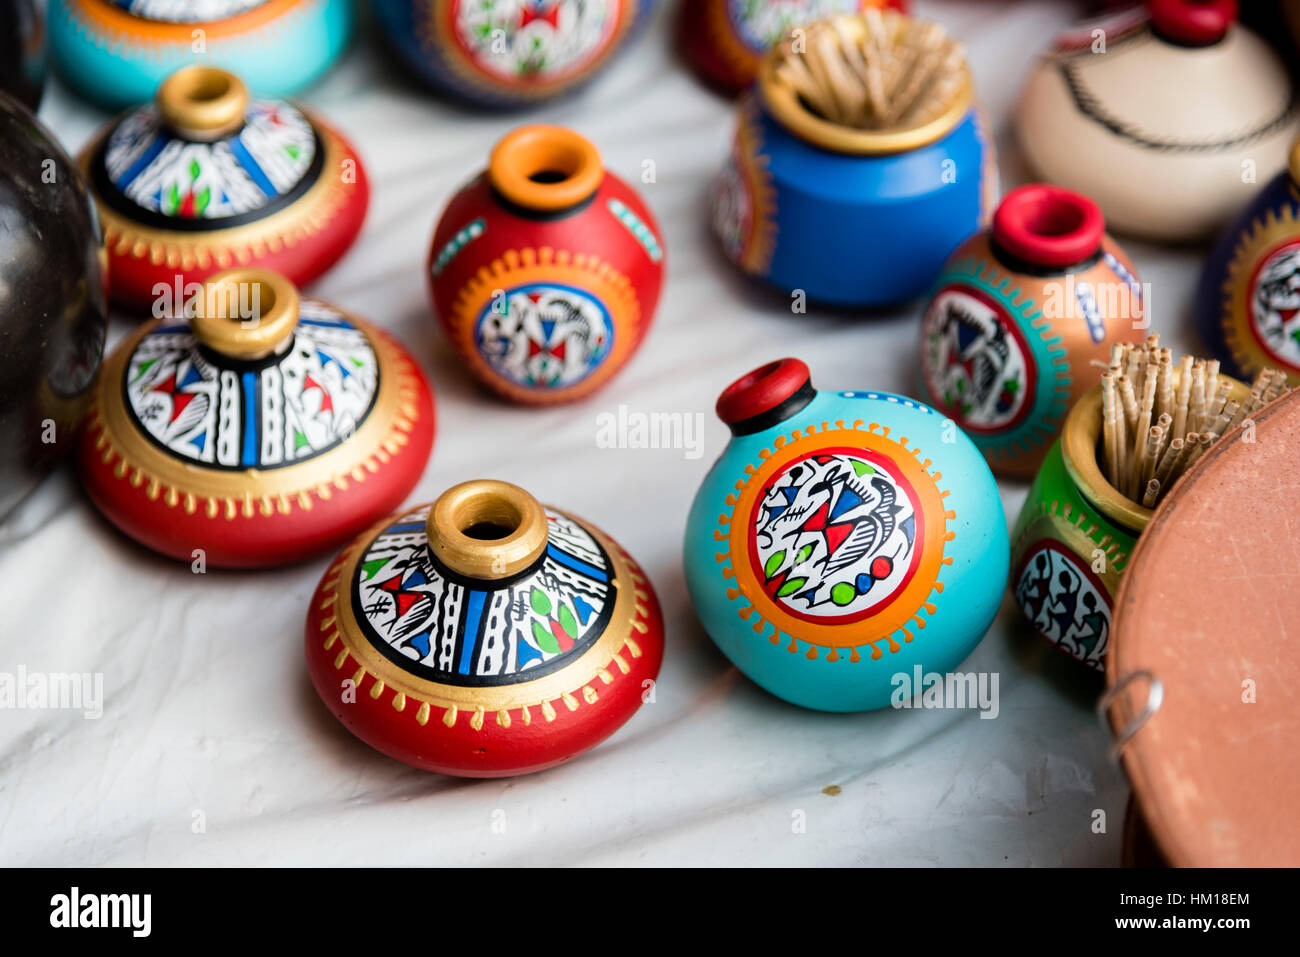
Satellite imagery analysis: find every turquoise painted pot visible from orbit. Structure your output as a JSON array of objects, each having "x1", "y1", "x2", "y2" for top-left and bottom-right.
[
  {"x1": 684, "y1": 359, "x2": 1008, "y2": 712},
  {"x1": 49, "y1": 0, "x2": 352, "y2": 109}
]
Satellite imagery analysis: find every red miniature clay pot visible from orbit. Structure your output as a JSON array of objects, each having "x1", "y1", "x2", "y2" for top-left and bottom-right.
[
  {"x1": 428, "y1": 124, "x2": 664, "y2": 404},
  {"x1": 78, "y1": 65, "x2": 369, "y2": 309},
  {"x1": 305, "y1": 479, "x2": 664, "y2": 777},
  {"x1": 78, "y1": 269, "x2": 435, "y2": 568}
]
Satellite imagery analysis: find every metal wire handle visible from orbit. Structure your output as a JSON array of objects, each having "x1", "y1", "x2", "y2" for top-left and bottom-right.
[{"x1": 1097, "y1": 670, "x2": 1164, "y2": 762}]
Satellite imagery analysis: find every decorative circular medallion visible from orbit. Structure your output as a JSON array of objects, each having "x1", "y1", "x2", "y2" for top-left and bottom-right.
[
  {"x1": 749, "y1": 448, "x2": 922, "y2": 624},
  {"x1": 102, "y1": 101, "x2": 317, "y2": 222},
  {"x1": 123, "y1": 300, "x2": 380, "y2": 470},
  {"x1": 921, "y1": 284, "x2": 1035, "y2": 433},
  {"x1": 727, "y1": 0, "x2": 863, "y2": 53},
  {"x1": 446, "y1": 0, "x2": 622, "y2": 84},
  {"x1": 110, "y1": 0, "x2": 271, "y2": 22},
  {"x1": 712, "y1": 98, "x2": 776, "y2": 276},
  {"x1": 1246, "y1": 238, "x2": 1300, "y2": 373},
  {"x1": 352, "y1": 505, "x2": 616, "y2": 687},
  {"x1": 474, "y1": 282, "x2": 614, "y2": 389},
  {"x1": 717, "y1": 420, "x2": 951, "y2": 661},
  {"x1": 1013, "y1": 539, "x2": 1111, "y2": 670}
]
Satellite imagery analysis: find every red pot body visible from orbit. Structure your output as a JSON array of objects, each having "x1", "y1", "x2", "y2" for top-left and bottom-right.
[
  {"x1": 678, "y1": 0, "x2": 909, "y2": 96},
  {"x1": 427, "y1": 167, "x2": 664, "y2": 404},
  {"x1": 78, "y1": 313, "x2": 435, "y2": 569},
  {"x1": 304, "y1": 506, "x2": 665, "y2": 776}
]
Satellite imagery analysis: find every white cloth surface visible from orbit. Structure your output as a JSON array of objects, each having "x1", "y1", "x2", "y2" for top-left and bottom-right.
[{"x1": 4, "y1": 0, "x2": 1217, "y2": 866}]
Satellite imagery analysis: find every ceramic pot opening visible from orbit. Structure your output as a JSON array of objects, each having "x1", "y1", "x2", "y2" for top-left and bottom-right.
[
  {"x1": 157, "y1": 66, "x2": 248, "y2": 141},
  {"x1": 1148, "y1": 0, "x2": 1236, "y2": 48},
  {"x1": 191, "y1": 269, "x2": 300, "y2": 360},
  {"x1": 716, "y1": 358, "x2": 814, "y2": 434},
  {"x1": 428, "y1": 480, "x2": 549, "y2": 579},
  {"x1": 489, "y1": 125, "x2": 604, "y2": 213},
  {"x1": 993, "y1": 184, "x2": 1104, "y2": 271}
]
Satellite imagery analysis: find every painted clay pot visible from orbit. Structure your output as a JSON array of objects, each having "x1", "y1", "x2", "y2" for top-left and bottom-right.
[
  {"x1": 1105, "y1": 390, "x2": 1300, "y2": 866},
  {"x1": 676, "y1": 0, "x2": 907, "y2": 97},
  {"x1": 1016, "y1": 0, "x2": 1300, "y2": 243},
  {"x1": 1196, "y1": 139, "x2": 1300, "y2": 387},
  {"x1": 683, "y1": 359, "x2": 1008, "y2": 712},
  {"x1": 48, "y1": 0, "x2": 352, "y2": 110},
  {"x1": 78, "y1": 66, "x2": 369, "y2": 309},
  {"x1": 428, "y1": 124, "x2": 664, "y2": 404},
  {"x1": 78, "y1": 269, "x2": 435, "y2": 568},
  {"x1": 1, "y1": 0, "x2": 45, "y2": 112},
  {"x1": 712, "y1": 11, "x2": 995, "y2": 307},
  {"x1": 373, "y1": 0, "x2": 657, "y2": 110},
  {"x1": 1010, "y1": 372, "x2": 1248, "y2": 672},
  {"x1": 305, "y1": 479, "x2": 664, "y2": 777},
  {"x1": 0, "y1": 96, "x2": 107, "y2": 520},
  {"x1": 918, "y1": 184, "x2": 1146, "y2": 479}
]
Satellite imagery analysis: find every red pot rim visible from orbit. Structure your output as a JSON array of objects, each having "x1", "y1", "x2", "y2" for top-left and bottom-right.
[
  {"x1": 716, "y1": 358, "x2": 811, "y2": 429},
  {"x1": 992, "y1": 184, "x2": 1105, "y2": 270},
  {"x1": 1148, "y1": 0, "x2": 1236, "y2": 47}
]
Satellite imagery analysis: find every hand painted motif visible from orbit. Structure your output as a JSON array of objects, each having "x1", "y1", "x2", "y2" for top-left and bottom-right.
[
  {"x1": 354, "y1": 507, "x2": 615, "y2": 686},
  {"x1": 922, "y1": 285, "x2": 1032, "y2": 433},
  {"x1": 124, "y1": 301, "x2": 379, "y2": 469},
  {"x1": 452, "y1": 0, "x2": 620, "y2": 81},
  {"x1": 104, "y1": 102, "x2": 316, "y2": 220},
  {"x1": 751, "y1": 449, "x2": 920, "y2": 623},
  {"x1": 1014, "y1": 541, "x2": 1110, "y2": 668},
  {"x1": 727, "y1": 0, "x2": 863, "y2": 53},
  {"x1": 1249, "y1": 240, "x2": 1300, "y2": 372},
  {"x1": 475, "y1": 283, "x2": 614, "y2": 388}
]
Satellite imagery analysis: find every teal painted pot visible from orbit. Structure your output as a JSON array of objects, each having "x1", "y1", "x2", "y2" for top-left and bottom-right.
[
  {"x1": 49, "y1": 0, "x2": 352, "y2": 109},
  {"x1": 683, "y1": 359, "x2": 1009, "y2": 712}
]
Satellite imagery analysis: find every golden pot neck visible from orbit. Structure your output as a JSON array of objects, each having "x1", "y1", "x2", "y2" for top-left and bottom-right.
[
  {"x1": 426, "y1": 480, "x2": 549, "y2": 580},
  {"x1": 190, "y1": 268, "x2": 300, "y2": 360},
  {"x1": 156, "y1": 66, "x2": 249, "y2": 141}
]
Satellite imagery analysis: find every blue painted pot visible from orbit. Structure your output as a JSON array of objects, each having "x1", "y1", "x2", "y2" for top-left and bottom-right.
[
  {"x1": 373, "y1": 0, "x2": 658, "y2": 110},
  {"x1": 49, "y1": 0, "x2": 352, "y2": 109},
  {"x1": 684, "y1": 359, "x2": 1009, "y2": 712},
  {"x1": 1195, "y1": 148, "x2": 1300, "y2": 388},
  {"x1": 711, "y1": 37, "x2": 995, "y2": 308}
]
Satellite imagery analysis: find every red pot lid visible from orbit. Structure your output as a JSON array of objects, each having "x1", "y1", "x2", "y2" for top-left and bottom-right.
[
  {"x1": 1108, "y1": 389, "x2": 1300, "y2": 866},
  {"x1": 78, "y1": 269, "x2": 436, "y2": 568},
  {"x1": 304, "y1": 480, "x2": 665, "y2": 777}
]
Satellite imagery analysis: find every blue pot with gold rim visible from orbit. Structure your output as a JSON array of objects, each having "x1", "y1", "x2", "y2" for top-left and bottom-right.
[
  {"x1": 683, "y1": 358, "x2": 1008, "y2": 712},
  {"x1": 49, "y1": 0, "x2": 352, "y2": 110},
  {"x1": 711, "y1": 11, "x2": 995, "y2": 308}
]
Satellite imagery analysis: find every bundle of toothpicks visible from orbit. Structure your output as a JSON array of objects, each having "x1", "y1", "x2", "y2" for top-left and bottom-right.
[
  {"x1": 1099, "y1": 335, "x2": 1291, "y2": 508},
  {"x1": 771, "y1": 10, "x2": 966, "y2": 130}
]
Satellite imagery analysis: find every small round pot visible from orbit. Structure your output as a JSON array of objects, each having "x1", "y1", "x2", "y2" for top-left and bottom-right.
[
  {"x1": 1016, "y1": 0, "x2": 1299, "y2": 242},
  {"x1": 373, "y1": 0, "x2": 657, "y2": 110},
  {"x1": 305, "y1": 479, "x2": 664, "y2": 777},
  {"x1": 677, "y1": 0, "x2": 907, "y2": 97},
  {"x1": 684, "y1": 358, "x2": 1008, "y2": 712},
  {"x1": 78, "y1": 66, "x2": 369, "y2": 309},
  {"x1": 428, "y1": 124, "x2": 664, "y2": 404},
  {"x1": 0, "y1": 94, "x2": 107, "y2": 519},
  {"x1": 918, "y1": 184, "x2": 1145, "y2": 479},
  {"x1": 1009, "y1": 371, "x2": 1249, "y2": 671},
  {"x1": 1196, "y1": 139, "x2": 1300, "y2": 387},
  {"x1": 711, "y1": 12, "x2": 995, "y2": 307},
  {"x1": 78, "y1": 269, "x2": 435, "y2": 568},
  {"x1": 48, "y1": 0, "x2": 352, "y2": 110}
]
